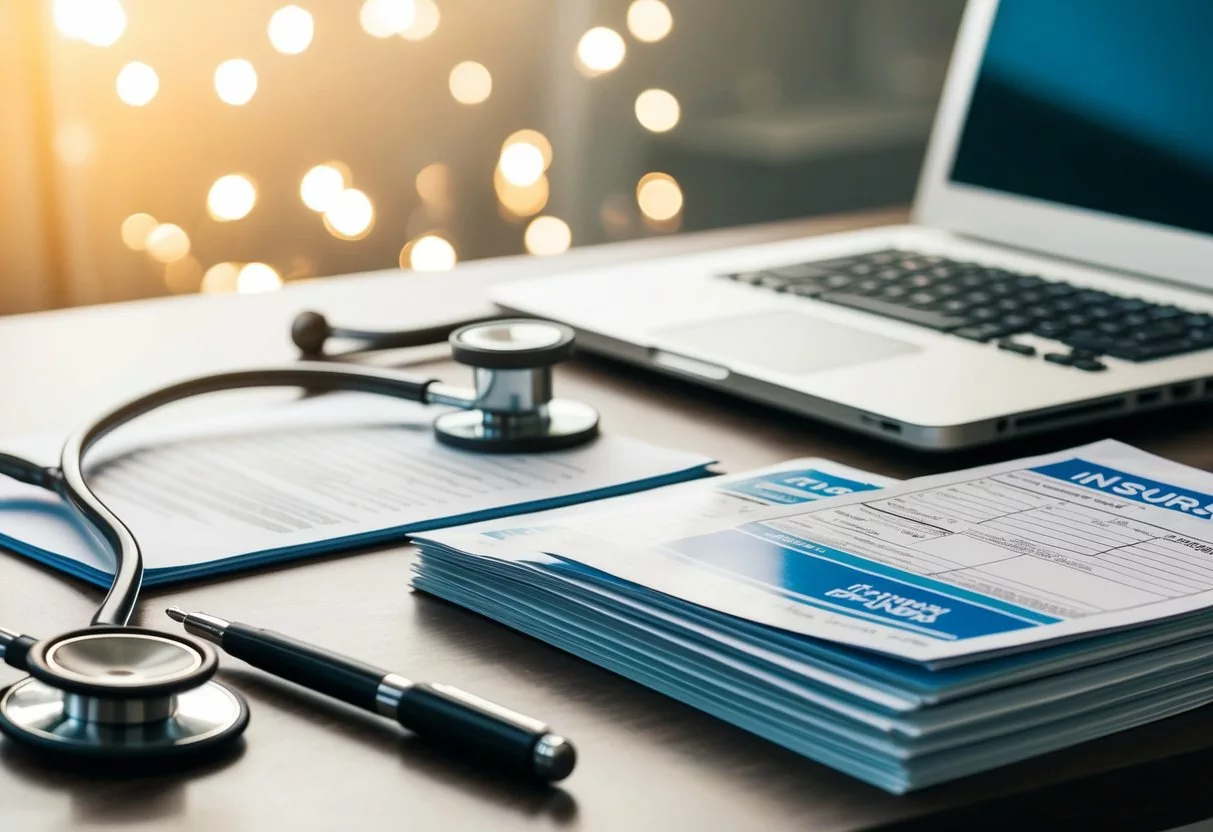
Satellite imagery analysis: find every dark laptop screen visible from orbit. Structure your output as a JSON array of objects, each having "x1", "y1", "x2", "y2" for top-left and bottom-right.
[{"x1": 950, "y1": 0, "x2": 1213, "y2": 238}]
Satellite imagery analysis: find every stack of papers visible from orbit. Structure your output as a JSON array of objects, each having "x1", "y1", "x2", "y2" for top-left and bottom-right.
[
  {"x1": 413, "y1": 441, "x2": 1213, "y2": 793},
  {"x1": 0, "y1": 394, "x2": 714, "y2": 586}
]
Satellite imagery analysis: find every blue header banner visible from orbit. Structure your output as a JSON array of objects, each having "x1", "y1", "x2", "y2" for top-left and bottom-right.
[
  {"x1": 666, "y1": 529, "x2": 1051, "y2": 640},
  {"x1": 1032, "y1": 458, "x2": 1213, "y2": 521},
  {"x1": 720, "y1": 468, "x2": 881, "y2": 506}
]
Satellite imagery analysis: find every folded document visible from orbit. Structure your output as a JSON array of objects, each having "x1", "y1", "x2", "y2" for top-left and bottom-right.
[
  {"x1": 0, "y1": 394, "x2": 714, "y2": 586},
  {"x1": 413, "y1": 441, "x2": 1213, "y2": 792}
]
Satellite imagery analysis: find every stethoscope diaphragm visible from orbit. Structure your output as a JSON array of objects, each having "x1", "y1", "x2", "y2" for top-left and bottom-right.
[{"x1": 0, "y1": 627, "x2": 248, "y2": 762}]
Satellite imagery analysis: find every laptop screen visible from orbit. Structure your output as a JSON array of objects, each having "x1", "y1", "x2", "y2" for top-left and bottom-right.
[{"x1": 950, "y1": 0, "x2": 1213, "y2": 239}]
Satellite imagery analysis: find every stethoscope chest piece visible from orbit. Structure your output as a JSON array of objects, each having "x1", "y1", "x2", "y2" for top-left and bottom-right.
[
  {"x1": 0, "y1": 627, "x2": 248, "y2": 762},
  {"x1": 433, "y1": 319, "x2": 599, "y2": 453}
]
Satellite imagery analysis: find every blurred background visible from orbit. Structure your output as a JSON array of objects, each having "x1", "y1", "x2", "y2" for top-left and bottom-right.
[{"x1": 0, "y1": 0, "x2": 964, "y2": 315}]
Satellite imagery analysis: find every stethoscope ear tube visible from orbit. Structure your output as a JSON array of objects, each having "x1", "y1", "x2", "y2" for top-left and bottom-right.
[{"x1": 291, "y1": 310, "x2": 509, "y2": 358}]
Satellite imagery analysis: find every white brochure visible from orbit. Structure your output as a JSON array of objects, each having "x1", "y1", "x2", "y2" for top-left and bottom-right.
[{"x1": 420, "y1": 440, "x2": 1213, "y2": 665}]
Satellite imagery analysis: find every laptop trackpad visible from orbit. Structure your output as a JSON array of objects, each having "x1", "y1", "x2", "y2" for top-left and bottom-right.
[{"x1": 655, "y1": 311, "x2": 920, "y2": 376}]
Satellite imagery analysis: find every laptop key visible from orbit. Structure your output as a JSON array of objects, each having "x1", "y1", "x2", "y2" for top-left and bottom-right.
[
  {"x1": 999, "y1": 314, "x2": 1034, "y2": 331},
  {"x1": 729, "y1": 271, "x2": 767, "y2": 284},
  {"x1": 786, "y1": 285, "x2": 825, "y2": 297},
  {"x1": 998, "y1": 340, "x2": 1036, "y2": 356},
  {"x1": 767, "y1": 264, "x2": 834, "y2": 281},
  {"x1": 820, "y1": 293, "x2": 972, "y2": 331},
  {"x1": 954, "y1": 323, "x2": 1015, "y2": 341}
]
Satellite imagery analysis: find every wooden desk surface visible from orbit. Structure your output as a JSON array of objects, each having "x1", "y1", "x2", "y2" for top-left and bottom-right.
[{"x1": 3, "y1": 210, "x2": 1213, "y2": 831}]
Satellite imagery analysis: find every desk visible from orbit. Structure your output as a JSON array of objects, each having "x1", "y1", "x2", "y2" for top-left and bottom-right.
[{"x1": 3, "y1": 209, "x2": 1213, "y2": 831}]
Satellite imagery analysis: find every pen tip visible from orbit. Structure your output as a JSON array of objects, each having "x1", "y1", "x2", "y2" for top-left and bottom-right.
[{"x1": 165, "y1": 606, "x2": 187, "y2": 623}]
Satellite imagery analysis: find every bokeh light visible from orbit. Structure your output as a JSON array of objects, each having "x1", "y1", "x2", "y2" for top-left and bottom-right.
[
  {"x1": 207, "y1": 174, "x2": 257, "y2": 221},
  {"x1": 120, "y1": 213, "x2": 157, "y2": 250},
  {"x1": 524, "y1": 216, "x2": 572, "y2": 256},
  {"x1": 415, "y1": 162, "x2": 453, "y2": 213},
  {"x1": 400, "y1": 0, "x2": 439, "y2": 40},
  {"x1": 360, "y1": 0, "x2": 415, "y2": 38},
  {"x1": 55, "y1": 122, "x2": 96, "y2": 166},
  {"x1": 300, "y1": 164, "x2": 347, "y2": 212},
  {"x1": 164, "y1": 255, "x2": 203, "y2": 294},
  {"x1": 495, "y1": 169, "x2": 549, "y2": 219},
  {"x1": 214, "y1": 59, "x2": 258, "y2": 106},
  {"x1": 634, "y1": 88, "x2": 680, "y2": 132},
  {"x1": 145, "y1": 223, "x2": 190, "y2": 263},
  {"x1": 115, "y1": 61, "x2": 158, "y2": 106},
  {"x1": 626, "y1": 0, "x2": 673, "y2": 43},
  {"x1": 268, "y1": 5, "x2": 314, "y2": 54},
  {"x1": 402, "y1": 234, "x2": 457, "y2": 271},
  {"x1": 498, "y1": 142, "x2": 545, "y2": 187},
  {"x1": 502, "y1": 129, "x2": 553, "y2": 170},
  {"x1": 636, "y1": 172, "x2": 683, "y2": 221},
  {"x1": 54, "y1": 0, "x2": 126, "y2": 47},
  {"x1": 201, "y1": 262, "x2": 241, "y2": 293},
  {"x1": 576, "y1": 27, "x2": 626, "y2": 75},
  {"x1": 599, "y1": 193, "x2": 636, "y2": 238},
  {"x1": 323, "y1": 188, "x2": 375, "y2": 240},
  {"x1": 448, "y1": 61, "x2": 492, "y2": 105},
  {"x1": 237, "y1": 262, "x2": 283, "y2": 293}
]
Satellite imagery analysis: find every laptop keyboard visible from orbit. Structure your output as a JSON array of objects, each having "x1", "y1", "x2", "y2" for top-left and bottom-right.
[{"x1": 723, "y1": 249, "x2": 1213, "y2": 370}]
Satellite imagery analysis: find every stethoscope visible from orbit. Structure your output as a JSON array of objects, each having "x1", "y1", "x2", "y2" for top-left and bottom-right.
[{"x1": 0, "y1": 314, "x2": 598, "y2": 765}]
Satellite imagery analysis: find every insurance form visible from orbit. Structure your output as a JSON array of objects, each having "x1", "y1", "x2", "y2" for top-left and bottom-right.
[{"x1": 427, "y1": 440, "x2": 1213, "y2": 665}]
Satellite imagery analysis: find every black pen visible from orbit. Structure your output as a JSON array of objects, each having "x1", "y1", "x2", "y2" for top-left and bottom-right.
[{"x1": 165, "y1": 607, "x2": 576, "y2": 783}]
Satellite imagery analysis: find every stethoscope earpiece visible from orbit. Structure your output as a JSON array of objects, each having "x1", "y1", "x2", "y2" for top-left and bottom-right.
[
  {"x1": 290, "y1": 310, "x2": 332, "y2": 357},
  {"x1": 0, "y1": 627, "x2": 248, "y2": 763}
]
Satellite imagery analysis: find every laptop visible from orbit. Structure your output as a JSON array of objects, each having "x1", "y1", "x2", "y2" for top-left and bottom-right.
[{"x1": 494, "y1": 0, "x2": 1213, "y2": 451}]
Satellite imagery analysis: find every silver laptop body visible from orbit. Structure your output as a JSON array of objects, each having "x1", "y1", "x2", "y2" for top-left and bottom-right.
[{"x1": 494, "y1": 0, "x2": 1213, "y2": 450}]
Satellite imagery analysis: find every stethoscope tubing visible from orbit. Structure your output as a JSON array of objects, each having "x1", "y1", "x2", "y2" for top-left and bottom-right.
[{"x1": 5, "y1": 362, "x2": 444, "y2": 627}]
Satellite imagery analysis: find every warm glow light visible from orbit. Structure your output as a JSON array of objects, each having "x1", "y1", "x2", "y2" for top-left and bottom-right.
[
  {"x1": 207, "y1": 174, "x2": 257, "y2": 221},
  {"x1": 201, "y1": 262, "x2": 241, "y2": 293},
  {"x1": 626, "y1": 0, "x2": 673, "y2": 43},
  {"x1": 214, "y1": 59, "x2": 257, "y2": 106},
  {"x1": 637, "y1": 172, "x2": 683, "y2": 221},
  {"x1": 494, "y1": 169, "x2": 549, "y2": 219},
  {"x1": 237, "y1": 262, "x2": 283, "y2": 293},
  {"x1": 502, "y1": 129, "x2": 552, "y2": 170},
  {"x1": 360, "y1": 0, "x2": 415, "y2": 38},
  {"x1": 634, "y1": 88, "x2": 680, "y2": 132},
  {"x1": 400, "y1": 0, "x2": 439, "y2": 40},
  {"x1": 405, "y1": 235, "x2": 457, "y2": 271},
  {"x1": 524, "y1": 216, "x2": 572, "y2": 256},
  {"x1": 54, "y1": 0, "x2": 126, "y2": 47},
  {"x1": 323, "y1": 188, "x2": 375, "y2": 239},
  {"x1": 448, "y1": 61, "x2": 492, "y2": 105},
  {"x1": 300, "y1": 164, "x2": 346, "y2": 212},
  {"x1": 498, "y1": 143, "x2": 545, "y2": 187},
  {"x1": 268, "y1": 5, "x2": 314, "y2": 54},
  {"x1": 115, "y1": 61, "x2": 158, "y2": 106},
  {"x1": 164, "y1": 255, "x2": 203, "y2": 294},
  {"x1": 120, "y1": 213, "x2": 157, "y2": 250},
  {"x1": 145, "y1": 223, "x2": 190, "y2": 263},
  {"x1": 576, "y1": 27, "x2": 625, "y2": 75}
]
